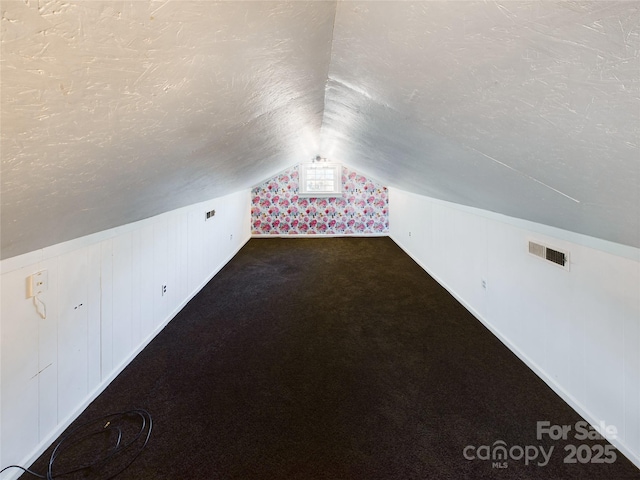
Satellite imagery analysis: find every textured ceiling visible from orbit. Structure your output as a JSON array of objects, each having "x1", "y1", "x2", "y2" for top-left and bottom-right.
[
  {"x1": 1, "y1": 0, "x2": 335, "y2": 258},
  {"x1": 323, "y1": 1, "x2": 639, "y2": 248},
  {"x1": 1, "y1": 1, "x2": 639, "y2": 259}
]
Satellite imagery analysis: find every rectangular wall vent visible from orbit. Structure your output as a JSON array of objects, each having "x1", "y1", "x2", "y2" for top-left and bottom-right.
[
  {"x1": 528, "y1": 241, "x2": 570, "y2": 270},
  {"x1": 528, "y1": 241, "x2": 545, "y2": 258}
]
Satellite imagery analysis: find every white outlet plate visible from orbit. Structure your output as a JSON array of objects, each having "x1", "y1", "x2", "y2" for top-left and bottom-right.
[{"x1": 27, "y1": 270, "x2": 48, "y2": 298}]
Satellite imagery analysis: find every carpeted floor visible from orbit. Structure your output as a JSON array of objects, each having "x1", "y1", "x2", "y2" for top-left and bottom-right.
[{"x1": 22, "y1": 238, "x2": 640, "y2": 479}]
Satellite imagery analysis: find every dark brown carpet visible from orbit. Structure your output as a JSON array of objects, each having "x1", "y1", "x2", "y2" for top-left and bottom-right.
[{"x1": 22, "y1": 237, "x2": 640, "y2": 479}]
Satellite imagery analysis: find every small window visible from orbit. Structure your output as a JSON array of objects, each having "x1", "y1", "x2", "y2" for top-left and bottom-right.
[{"x1": 299, "y1": 163, "x2": 342, "y2": 197}]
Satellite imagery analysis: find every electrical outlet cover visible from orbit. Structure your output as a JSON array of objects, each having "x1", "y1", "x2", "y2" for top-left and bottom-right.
[{"x1": 28, "y1": 270, "x2": 48, "y2": 297}]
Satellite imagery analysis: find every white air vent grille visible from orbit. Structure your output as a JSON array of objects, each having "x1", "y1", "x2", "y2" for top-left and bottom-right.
[
  {"x1": 528, "y1": 241, "x2": 545, "y2": 258},
  {"x1": 528, "y1": 241, "x2": 569, "y2": 270}
]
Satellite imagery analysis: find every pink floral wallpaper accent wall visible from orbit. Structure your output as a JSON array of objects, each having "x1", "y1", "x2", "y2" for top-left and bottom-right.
[{"x1": 251, "y1": 165, "x2": 389, "y2": 235}]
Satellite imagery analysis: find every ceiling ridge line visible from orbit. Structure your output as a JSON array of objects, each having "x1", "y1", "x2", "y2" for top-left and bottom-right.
[{"x1": 318, "y1": 0, "x2": 340, "y2": 152}]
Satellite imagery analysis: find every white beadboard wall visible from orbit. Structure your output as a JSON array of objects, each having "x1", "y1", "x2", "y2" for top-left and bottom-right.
[
  {"x1": 389, "y1": 187, "x2": 640, "y2": 470},
  {"x1": 0, "y1": 190, "x2": 251, "y2": 478}
]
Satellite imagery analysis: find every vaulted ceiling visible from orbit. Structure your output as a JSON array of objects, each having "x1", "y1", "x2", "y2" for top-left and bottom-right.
[{"x1": 2, "y1": 1, "x2": 638, "y2": 259}]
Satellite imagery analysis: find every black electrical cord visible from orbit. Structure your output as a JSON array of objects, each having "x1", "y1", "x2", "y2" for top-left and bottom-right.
[{"x1": 0, "y1": 408, "x2": 152, "y2": 480}]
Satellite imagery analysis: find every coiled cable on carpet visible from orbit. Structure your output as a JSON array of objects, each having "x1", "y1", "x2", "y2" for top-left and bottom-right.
[{"x1": 0, "y1": 408, "x2": 152, "y2": 480}]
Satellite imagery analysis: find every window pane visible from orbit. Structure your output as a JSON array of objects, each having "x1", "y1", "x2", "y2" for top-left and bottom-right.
[{"x1": 299, "y1": 163, "x2": 341, "y2": 196}]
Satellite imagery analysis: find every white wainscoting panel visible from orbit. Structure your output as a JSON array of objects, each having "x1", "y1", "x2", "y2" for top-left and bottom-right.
[
  {"x1": 389, "y1": 187, "x2": 640, "y2": 470},
  {"x1": 0, "y1": 190, "x2": 251, "y2": 478}
]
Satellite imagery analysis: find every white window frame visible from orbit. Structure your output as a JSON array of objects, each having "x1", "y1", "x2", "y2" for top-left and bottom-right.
[{"x1": 298, "y1": 163, "x2": 342, "y2": 197}]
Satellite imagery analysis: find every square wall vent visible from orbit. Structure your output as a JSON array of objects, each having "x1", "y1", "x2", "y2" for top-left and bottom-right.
[{"x1": 528, "y1": 241, "x2": 570, "y2": 271}]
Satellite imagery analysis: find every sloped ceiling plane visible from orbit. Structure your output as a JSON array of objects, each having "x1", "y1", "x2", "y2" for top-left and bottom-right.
[{"x1": 1, "y1": 1, "x2": 638, "y2": 259}]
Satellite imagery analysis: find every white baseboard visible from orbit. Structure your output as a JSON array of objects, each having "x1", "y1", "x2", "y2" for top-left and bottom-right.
[
  {"x1": 251, "y1": 233, "x2": 388, "y2": 238},
  {"x1": 3, "y1": 235, "x2": 251, "y2": 480},
  {"x1": 390, "y1": 234, "x2": 640, "y2": 471}
]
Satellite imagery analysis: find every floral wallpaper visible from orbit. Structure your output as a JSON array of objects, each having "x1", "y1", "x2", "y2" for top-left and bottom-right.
[{"x1": 251, "y1": 165, "x2": 389, "y2": 235}]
